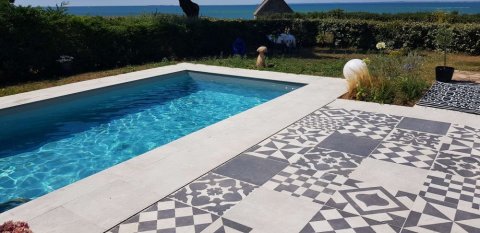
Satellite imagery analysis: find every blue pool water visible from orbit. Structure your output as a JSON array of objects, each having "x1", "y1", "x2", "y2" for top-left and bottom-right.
[{"x1": 0, "y1": 72, "x2": 301, "y2": 212}]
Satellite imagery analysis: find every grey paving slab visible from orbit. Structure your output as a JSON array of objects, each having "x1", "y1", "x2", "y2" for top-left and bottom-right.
[
  {"x1": 28, "y1": 207, "x2": 104, "y2": 233},
  {"x1": 213, "y1": 155, "x2": 288, "y2": 186},
  {"x1": 222, "y1": 188, "x2": 320, "y2": 233},
  {"x1": 317, "y1": 132, "x2": 381, "y2": 157},
  {"x1": 349, "y1": 158, "x2": 429, "y2": 194},
  {"x1": 397, "y1": 117, "x2": 451, "y2": 135}
]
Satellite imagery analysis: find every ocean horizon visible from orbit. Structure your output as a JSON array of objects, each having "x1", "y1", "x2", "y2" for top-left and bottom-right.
[{"x1": 58, "y1": 2, "x2": 480, "y2": 19}]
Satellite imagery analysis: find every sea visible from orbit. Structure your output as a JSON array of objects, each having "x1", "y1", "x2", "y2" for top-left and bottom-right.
[{"x1": 61, "y1": 2, "x2": 480, "y2": 19}]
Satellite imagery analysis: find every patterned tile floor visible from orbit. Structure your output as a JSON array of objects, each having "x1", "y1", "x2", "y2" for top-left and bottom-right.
[
  {"x1": 107, "y1": 106, "x2": 480, "y2": 233},
  {"x1": 417, "y1": 81, "x2": 480, "y2": 115}
]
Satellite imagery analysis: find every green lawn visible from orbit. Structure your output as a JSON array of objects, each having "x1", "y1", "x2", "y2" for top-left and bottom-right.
[
  {"x1": 193, "y1": 55, "x2": 347, "y2": 78},
  {"x1": 1, "y1": 49, "x2": 479, "y2": 99}
]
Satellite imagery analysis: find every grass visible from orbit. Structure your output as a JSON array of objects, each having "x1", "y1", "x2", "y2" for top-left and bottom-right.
[
  {"x1": 1, "y1": 48, "x2": 479, "y2": 101},
  {"x1": 194, "y1": 55, "x2": 347, "y2": 78},
  {"x1": 0, "y1": 61, "x2": 177, "y2": 97}
]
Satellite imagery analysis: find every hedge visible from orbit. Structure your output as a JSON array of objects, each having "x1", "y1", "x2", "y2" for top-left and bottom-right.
[
  {"x1": 1, "y1": 5, "x2": 479, "y2": 84},
  {"x1": 259, "y1": 10, "x2": 480, "y2": 24},
  {"x1": 315, "y1": 19, "x2": 480, "y2": 54}
]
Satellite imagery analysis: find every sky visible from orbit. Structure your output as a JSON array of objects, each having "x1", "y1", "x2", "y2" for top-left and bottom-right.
[{"x1": 15, "y1": 0, "x2": 478, "y2": 7}]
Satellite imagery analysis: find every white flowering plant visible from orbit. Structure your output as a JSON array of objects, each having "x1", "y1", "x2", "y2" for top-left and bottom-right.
[{"x1": 376, "y1": 42, "x2": 386, "y2": 50}]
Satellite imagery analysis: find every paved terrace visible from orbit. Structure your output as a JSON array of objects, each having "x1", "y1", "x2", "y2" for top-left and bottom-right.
[
  {"x1": 0, "y1": 64, "x2": 479, "y2": 233},
  {"x1": 107, "y1": 100, "x2": 480, "y2": 233}
]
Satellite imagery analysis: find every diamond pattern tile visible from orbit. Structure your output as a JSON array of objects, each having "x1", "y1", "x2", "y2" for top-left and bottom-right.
[
  {"x1": 107, "y1": 198, "x2": 219, "y2": 233},
  {"x1": 262, "y1": 165, "x2": 343, "y2": 204},
  {"x1": 420, "y1": 172, "x2": 480, "y2": 210},
  {"x1": 299, "y1": 206, "x2": 400, "y2": 233},
  {"x1": 369, "y1": 142, "x2": 438, "y2": 169},
  {"x1": 324, "y1": 178, "x2": 417, "y2": 228}
]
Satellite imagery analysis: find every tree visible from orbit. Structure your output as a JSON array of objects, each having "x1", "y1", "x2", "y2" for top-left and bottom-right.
[{"x1": 179, "y1": 0, "x2": 199, "y2": 18}]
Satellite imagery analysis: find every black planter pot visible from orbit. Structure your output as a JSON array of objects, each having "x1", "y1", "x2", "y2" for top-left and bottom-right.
[{"x1": 435, "y1": 66, "x2": 455, "y2": 83}]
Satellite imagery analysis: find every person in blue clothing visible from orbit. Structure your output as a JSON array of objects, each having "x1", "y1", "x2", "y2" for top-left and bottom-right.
[{"x1": 232, "y1": 37, "x2": 247, "y2": 56}]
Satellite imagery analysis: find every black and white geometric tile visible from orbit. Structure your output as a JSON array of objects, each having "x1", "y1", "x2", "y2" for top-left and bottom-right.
[
  {"x1": 292, "y1": 114, "x2": 350, "y2": 134},
  {"x1": 295, "y1": 147, "x2": 364, "y2": 177},
  {"x1": 432, "y1": 151, "x2": 480, "y2": 180},
  {"x1": 242, "y1": 125, "x2": 327, "y2": 163},
  {"x1": 315, "y1": 107, "x2": 359, "y2": 119},
  {"x1": 274, "y1": 126, "x2": 329, "y2": 147},
  {"x1": 337, "y1": 118, "x2": 394, "y2": 140},
  {"x1": 440, "y1": 137, "x2": 480, "y2": 157},
  {"x1": 107, "y1": 198, "x2": 219, "y2": 233},
  {"x1": 335, "y1": 111, "x2": 401, "y2": 141},
  {"x1": 107, "y1": 106, "x2": 480, "y2": 233},
  {"x1": 417, "y1": 81, "x2": 480, "y2": 115},
  {"x1": 169, "y1": 172, "x2": 257, "y2": 216},
  {"x1": 201, "y1": 218, "x2": 253, "y2": 233},
  {"x1": 299, "y1": 206, "x2": 400, "y2": 233},
  {"x1": 243, "y1": 137, "x2": 313, "y2": 163},
  {"x1": 354, "y1": 112, "x2": 402, "y2": 128},
  {"x1": 402, "y1": 196, "x2": 480, "y2": 233},
  {"x1": 324, "y1": 178, "x2": 417, "y2": 228},
  {"x1": 369, "y1": 142, "x2": 438, "y2": 169},
  {"x1": 262, "y1": 166, "x2": 345, "y2": 204},
  {"x1": 448, "y1": 124, "x2": 480, "y2": 142},
  {"x1": 420, "y1": 172, "x2": 480, "y2": 210},
  {"x1": 292, "y1": 108, "x2": 357, "y2": 134},
  {"x1": 385, "y1": 128, "x2": 444, "y2": 150}
]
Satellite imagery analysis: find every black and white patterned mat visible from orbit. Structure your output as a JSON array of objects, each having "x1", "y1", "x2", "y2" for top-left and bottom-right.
[{"x1": 417, "y1": 81, "x2": 480, "y2": 115}]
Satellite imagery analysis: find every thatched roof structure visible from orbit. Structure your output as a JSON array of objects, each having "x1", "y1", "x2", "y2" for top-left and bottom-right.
[{"x1": 254, "y1": 0, "x2": 294, "y2": 18}]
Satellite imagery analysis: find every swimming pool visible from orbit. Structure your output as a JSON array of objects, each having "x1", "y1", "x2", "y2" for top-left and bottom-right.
[{"x1": 0, "y1": 71, "x2": 302, "y2": 212}]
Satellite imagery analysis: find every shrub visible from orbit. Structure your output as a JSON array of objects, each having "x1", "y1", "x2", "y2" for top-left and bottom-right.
[
  {"x1": 260, "y1": 10, "x2": 480, "y2": 24},
  {"x1": 346, "y1": 52, "x2": 430, "y2": 105},
  {"x1": 0, "y1": 221, "x2": 32, "y2": 233}
]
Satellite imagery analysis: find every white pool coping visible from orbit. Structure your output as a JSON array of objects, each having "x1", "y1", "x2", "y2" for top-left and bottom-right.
[{"x1": 0, "y1": 63, "x2": 347, "y2": 233}]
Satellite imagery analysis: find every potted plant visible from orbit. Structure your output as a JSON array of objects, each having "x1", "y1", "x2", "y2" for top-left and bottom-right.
[{"x1": 435, "y1": 25, "x2": 455, "y2": 82}]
